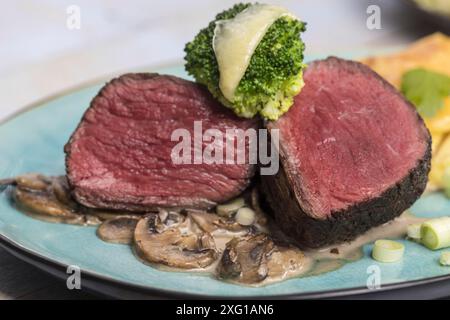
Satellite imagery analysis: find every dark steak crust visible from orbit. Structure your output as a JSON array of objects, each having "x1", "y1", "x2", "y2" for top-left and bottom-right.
[
  {"x1": 261, "y1": 57, "x2": 432, "y2": 249},
  {"x1": 65, "y1": 73, "x2": 259, "y2": 211},
  {"x1": 260, "y1": 143, "x2": 431, "y2": 248}
]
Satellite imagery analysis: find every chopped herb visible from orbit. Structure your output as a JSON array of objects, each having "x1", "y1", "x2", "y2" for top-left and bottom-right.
[{"x1": 401, "y1": 68, "x2": 450, "y2": 117}]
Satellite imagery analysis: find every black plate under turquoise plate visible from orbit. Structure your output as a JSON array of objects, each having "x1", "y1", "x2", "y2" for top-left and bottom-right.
[{"x1": 1, "y1": 62, "x2": 450, "y2": 299}]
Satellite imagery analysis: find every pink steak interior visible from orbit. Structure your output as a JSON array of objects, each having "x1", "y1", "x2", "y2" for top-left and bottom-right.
[
  {"x1": 66, "y1": 74, "x2": 258, "y2": 208},
  {"x1": 273, "y1": 59, "x2": 429, "y2": 218}
]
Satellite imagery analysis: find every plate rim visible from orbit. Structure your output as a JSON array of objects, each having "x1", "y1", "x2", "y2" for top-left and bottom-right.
[
  {"x1": 2, "y1": 57, "x2": 450, "y2": 299},
  {"x1": 2, "y1": 232, "x2": 450, "y2": 299}
]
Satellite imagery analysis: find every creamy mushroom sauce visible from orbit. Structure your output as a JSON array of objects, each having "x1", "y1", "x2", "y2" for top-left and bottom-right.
[{"x1": 1, "y1": 174, "x2": 423, "y2": 286}]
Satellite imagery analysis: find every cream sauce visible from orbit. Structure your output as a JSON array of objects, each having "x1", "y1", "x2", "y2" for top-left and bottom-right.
[
  {"x1": 129, "y1": 211, "x2": 424, "y2": 286},
  {"x1": 307, "y1": 212, "x2": 425, "y2": 261},
  {"x1": 8, "y1": 174, "x2": 423, "y2": 286}
]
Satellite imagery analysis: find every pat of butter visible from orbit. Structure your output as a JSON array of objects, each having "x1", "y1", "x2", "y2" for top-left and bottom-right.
[{"x1": 213, "y1": 4, "x2": 294, "y2": 102}]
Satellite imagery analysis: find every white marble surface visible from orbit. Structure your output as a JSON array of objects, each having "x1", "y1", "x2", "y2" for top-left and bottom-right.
[
  {"x1": 0, "y1": 0, "x2": 435, "y2": 120},
  {"x1": 0, "y1": 0, "x2": 438, "y2": 299}
]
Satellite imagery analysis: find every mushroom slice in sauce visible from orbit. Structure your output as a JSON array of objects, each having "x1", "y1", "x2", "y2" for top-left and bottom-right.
[
  {"x1": 12, "y1": 174, "x2": 101, "y2": 226},
  {"x1": 0, "y1": 173, "x2": 50, "y2": 193},
  {"x1": 218, "y1": 234, "x2": 275, "y2": 284},
  {"x1": 189, "y1": 211, "x2": 248, "y2": 233},
  {"x1": 13, "y1": 187, "x2": 100, "y2": 225},
  {"x1": 97, "y1": 216, "x2": 139, "y2": 244},
  {"x1": 134, "y1": 212, "x2": 218, "y2": 269},
  {"x1": 16, "y1": 173, "x2": 51, "y2": 191},
  {"x1": 86, "y1": 209, "x2": 142, "y2": 221},
  {"x1": 218, "y1": 233, "x2": 309, "y2": 284}
]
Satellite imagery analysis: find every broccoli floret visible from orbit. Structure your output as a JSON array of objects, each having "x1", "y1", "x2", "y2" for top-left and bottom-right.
[{"x1": 184, "y1": 3, "x2": 306, "y2": 120}]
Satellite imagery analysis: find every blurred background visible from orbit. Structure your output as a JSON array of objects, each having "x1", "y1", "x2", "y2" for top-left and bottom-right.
[{"x1": 0, "y1": 0, "x2": 447, "y2": 120}]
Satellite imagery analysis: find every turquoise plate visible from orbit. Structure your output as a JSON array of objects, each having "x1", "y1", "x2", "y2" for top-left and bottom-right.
[{"x1": 1, "y1": 61, "x2": 450, "y2": 299}]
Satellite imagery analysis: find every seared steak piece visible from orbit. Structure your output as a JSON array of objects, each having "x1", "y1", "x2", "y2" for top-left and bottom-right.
[
  {"x1": 261, "y1": 57, "x2": 431, "y2": 248},
  {"x1": 65, "y1": 74, "x2": 259, "y2": 211}
]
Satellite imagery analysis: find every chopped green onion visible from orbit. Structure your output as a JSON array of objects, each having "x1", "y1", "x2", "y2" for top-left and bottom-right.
[
  {"x1": 421, "y1": 217, "x2": 450, "y2": 250},
  {"x1": 407, "y1": 223, "x2": 422, "y2": 241},
  {"x1": 216, "y1": 197, "x2": 245, "y2": 217},
  {"x1": 372, "y1": 240, "x2": 405, "y2": 263},
  {"x1": 440, "y1": 252, "x2": 450, "y2": 266},
  {"x1": 234, "y1": 207, "x2": 256, "y2": 226}
]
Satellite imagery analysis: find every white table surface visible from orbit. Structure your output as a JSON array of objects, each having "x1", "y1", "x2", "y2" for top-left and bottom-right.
[{"x1": 0, "y1": 0, "x2": 439, "y2": 299}]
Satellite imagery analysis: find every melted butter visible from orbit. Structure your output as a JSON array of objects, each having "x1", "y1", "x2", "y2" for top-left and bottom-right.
[{"x1": 213, "y1": 4, "x2": 294, "y2": 101}]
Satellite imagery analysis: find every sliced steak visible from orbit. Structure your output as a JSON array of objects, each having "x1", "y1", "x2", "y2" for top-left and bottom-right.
[
  {"x1": 261, "y1": 57, "x2": 431, "y2": 248},
  {"x1": 65, "y1": 73, "x2": 259, "y2": 211}
]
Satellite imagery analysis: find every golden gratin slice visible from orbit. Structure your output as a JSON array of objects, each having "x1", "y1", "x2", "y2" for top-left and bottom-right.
[{"x1": 361, "y1": 33, "x2": 450, "y2": 88}]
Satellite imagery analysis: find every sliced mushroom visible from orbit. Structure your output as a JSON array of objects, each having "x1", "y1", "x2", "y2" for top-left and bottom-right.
[
  {"x1": 97, "y1": 216, "x2": 139, "y2": 244},
  {"x1": 217, "y1": 233, "x2": 309, "y2": 284},
  {"x1": 0, "y1": 172, "x2": 50, "y2": 193},
  {"x1": 15, "y1": 173, "x2": 50, "y2": 191},
  {"x1": 189, "y1": 211, "x2": 247, "y2": 234},
  {"x1": 5, "y1": 172, "x2": 314, "y2": 285},
  {"x1": 217, "y1": 234, "x2": 275, "y2": 284},
  {"x1": 10, "y1": 174, "x2": 145, "y2": 225},
  {"x1": 12, "y1": 175, "x2": 101, "y2": 226},
  {"x1": 14, "y1": 187, "x2": 100, "y2": 225},
  {"x1": 86, "y1": 208, "x2": 142, "y2": 221},
  {"x1": 157, "y1": 209, "x2": 184, "y2": 227},
  {"x1": 134, "y1": 212, "x2": 218, "y2": 269},
  {"x1": 14, "y1": 187, "x2": 71, "y2": 217},
  {"x1": 81, "y1": 215, "x2": 103, "y2": 225}
]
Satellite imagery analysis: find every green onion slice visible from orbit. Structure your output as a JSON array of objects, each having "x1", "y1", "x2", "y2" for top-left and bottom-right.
[
  {"x1": 407, "y1": 223, "x2": 422, "y2": 241},
  {"x1": 440, "y1": 251, "x2": 450, "y2": 266},
  {"x1": 372, "y1": 240, "x2": 405, "y2": 263},
  {"x1": 421, "y1": 217, "x2": 450, "y2": 250}
]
